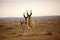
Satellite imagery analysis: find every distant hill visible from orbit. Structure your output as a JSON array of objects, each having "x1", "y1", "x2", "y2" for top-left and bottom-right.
[
  {"x1": 32, "y1": 16, "x2": 60, "y2": 20},
  {"x1": 0, "y1": 17, "x2": 20, "y2": 22},
  {"x1": 0, "y1": 16, "x2": 60, "y2": 22}
]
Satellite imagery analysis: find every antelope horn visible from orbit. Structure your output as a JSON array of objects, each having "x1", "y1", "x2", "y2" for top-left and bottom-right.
[
  {"x1": 30, "y1": 10, "x2": 32, "y2": 16},
  {"x1": 26, "y1": 10, "x2": 29, "y2": 16}
]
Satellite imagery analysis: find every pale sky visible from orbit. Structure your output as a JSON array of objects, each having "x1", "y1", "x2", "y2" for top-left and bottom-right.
[{"x1": 0, "y1": 0, "x2": 60, "y2": 18}]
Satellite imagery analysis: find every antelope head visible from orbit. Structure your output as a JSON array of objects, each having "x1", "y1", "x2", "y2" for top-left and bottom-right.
[
  {"x1": 27, "y1": 10, "x2": 32, "y2": 19},
  {"x1": 23, "y1": 13, "x2": 28, "y2": 20},
  {"x1": 23, "y1": 13, "x2": 28, "y2": 24},
  {"x1": 20, "y1": 19, "x2": 24, "y2": 26}
]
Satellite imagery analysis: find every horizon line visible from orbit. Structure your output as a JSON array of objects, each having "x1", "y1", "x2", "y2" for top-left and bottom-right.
[{"x1": 0, "y1": 15, "x2": 60, "y2": 18}]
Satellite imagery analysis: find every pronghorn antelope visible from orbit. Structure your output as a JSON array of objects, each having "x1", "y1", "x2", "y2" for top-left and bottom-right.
[
  {"x1": 20, "y1": 10, "x2": 34, "y2": 32},
  {"x1": 23, "y1": 13, "x2": 30, "y2": 32},
  {"x1": 20, "y1": 13, "x2": 29, "y2": 32},
  {"x1": 27, "y1": 10, "x2": 34, "y2": 30},
  {"x1": 20, "y1": 19, "x2": 25, "y2": 31}
]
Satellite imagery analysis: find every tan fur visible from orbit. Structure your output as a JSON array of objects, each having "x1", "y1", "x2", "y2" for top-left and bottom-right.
[
  {"x1": 27, "y1": 10, "x2": 34, "y2": 30},
  {"x1": 28, "y1": 17, "x2": 34, "y2": 30},
  {"x1": 20, "y1": 13, "x2": 29, "y2": 32},
  {"x1": 20, "y1": 10, "x2": 34, "y2": 32}
]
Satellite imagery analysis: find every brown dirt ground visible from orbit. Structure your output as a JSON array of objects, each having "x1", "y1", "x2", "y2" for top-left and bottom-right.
[{"x1": 0, "y1": 19, "x2": 60, "y2": 40}]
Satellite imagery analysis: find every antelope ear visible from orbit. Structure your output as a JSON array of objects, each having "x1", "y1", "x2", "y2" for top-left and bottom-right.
[{"x1": 30, "y1": 10, "x2": 32, "y2": 16}]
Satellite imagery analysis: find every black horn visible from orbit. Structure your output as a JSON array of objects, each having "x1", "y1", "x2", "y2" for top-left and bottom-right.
[{"x1": 27, "y1": 10, "x2": 29, "y2": 16}]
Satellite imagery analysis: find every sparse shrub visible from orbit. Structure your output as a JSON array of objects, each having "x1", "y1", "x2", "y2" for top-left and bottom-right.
[
  {"x1": 46, "y1": 32, "x2": 53, "y2": 35},
  {"x1": 5, "y1": 27, "x2": 13, "y2": 30},
  {"x1": 0, "y1": 25, "x2": 4, "y2": 27}
]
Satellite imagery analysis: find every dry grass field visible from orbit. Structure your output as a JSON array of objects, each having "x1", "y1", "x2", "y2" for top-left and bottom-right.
[{"x1": 0, "y1": 18, "x2": 60, "y2": 40}]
